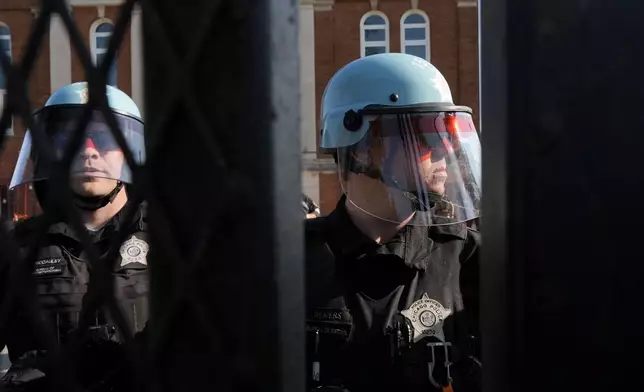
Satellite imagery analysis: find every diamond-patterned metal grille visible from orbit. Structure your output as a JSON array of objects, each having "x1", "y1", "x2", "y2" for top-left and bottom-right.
[{"x1": 0, "y1": 0, "x2": 304, "y2": 391}]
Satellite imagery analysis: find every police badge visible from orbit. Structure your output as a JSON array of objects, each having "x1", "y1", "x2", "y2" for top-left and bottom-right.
[
  {"x1": 401, "y1": 293, "x2": 452, "y2": 342},
  {"x1": 119, "y1": 235, "x2": 149, "y2": 266}
]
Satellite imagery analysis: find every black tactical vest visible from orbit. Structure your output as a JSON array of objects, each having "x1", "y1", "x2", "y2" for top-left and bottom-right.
[
  {"x1": 304, "y1": 205, "x2": 481, "y2": 392},
  {"x1": 2, "y1": 202, "x2": 149, "y2": 390}
]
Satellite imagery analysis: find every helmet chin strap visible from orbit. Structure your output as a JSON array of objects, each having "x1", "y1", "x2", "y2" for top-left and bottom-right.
[{"x1": 72, "y1": 181, "x2": 124, "y2": 211}]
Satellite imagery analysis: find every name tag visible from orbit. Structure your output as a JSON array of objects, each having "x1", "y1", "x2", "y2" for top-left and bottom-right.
[
  {"x1": 307, "y1": 307, "x2": 352, "y2": 338},
  {"x1": 33, "y1": 258, "x2": 65, "y2": 276},
  {"x1": 312, "y1": 308, "x2": 352, "y2": 323}
]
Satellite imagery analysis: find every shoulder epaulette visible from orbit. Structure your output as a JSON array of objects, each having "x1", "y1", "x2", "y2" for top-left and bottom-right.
[
  {"x1": 137, "y1": 201, "x2": 148, "y2": 231},
  {"x1": 12, "y1": 215, "x2": 47, "y2": 243},
  {"x1": 304, "y1": 216, "x2": 341, "y2": 308},
  {"x1": 460, "y1": 227, "x2": 480, "y2": 263}
]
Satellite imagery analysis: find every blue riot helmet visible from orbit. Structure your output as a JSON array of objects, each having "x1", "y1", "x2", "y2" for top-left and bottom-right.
[
  {"x1": 321, "y1": 53, "x2": 481, "y2": 226},
  {"x1": 9, "y1": 82, "x2": 144, "y2": 210}
]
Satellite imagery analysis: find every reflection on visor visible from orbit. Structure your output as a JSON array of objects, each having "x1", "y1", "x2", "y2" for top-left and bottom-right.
[
  {"x1": 9, "y1": 107, "x2": 145, "y2": 189},
  {"x1": 374, "y1": 112, "x2": 472, "y2": 160},
  {"x1": 338, "y1": 111, "x2": 481, "y2": 226},
  {"x1": 53, "y1": 130, "x2": 121, "y2": 153},
  {"x1": 35, "y1": 108, "x2": 145, "y2": 163}
]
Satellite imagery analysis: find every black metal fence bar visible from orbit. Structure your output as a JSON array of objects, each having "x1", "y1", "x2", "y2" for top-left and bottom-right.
[
  {"x1": 0, "y1": 0, "x2": 303, "y2": 391},
  {"x1": 480, "y1": 0, "x2": 644, "y2": 391},
  {"x1": 142, "y1": 1, "x2": 303, "y2": 392}
]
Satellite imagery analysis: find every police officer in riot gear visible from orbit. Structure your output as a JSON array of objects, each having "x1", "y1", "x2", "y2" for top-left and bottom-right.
[
  {"x1": 0, "y1": 82, "x2": 147, "y2": 391},
  {"x1": 306, "y1": 53, "x2": 482, "y2": 392}
]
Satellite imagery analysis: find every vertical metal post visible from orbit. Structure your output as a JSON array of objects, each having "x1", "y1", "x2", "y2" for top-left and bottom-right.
[
  {"x1": 142, "y1": 0, "x2": 303, "y2": 391},
  {"x1": 481, "y1": 1, "x2": 644, "y2": 391}
]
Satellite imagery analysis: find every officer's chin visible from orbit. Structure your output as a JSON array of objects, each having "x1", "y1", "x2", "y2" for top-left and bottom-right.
[
  {"x1": 70, "y1": 176, "x2": 118, "y2": 198},
  {"x1": 426, "y1": 178, "x2": 447, "y2": 196}
]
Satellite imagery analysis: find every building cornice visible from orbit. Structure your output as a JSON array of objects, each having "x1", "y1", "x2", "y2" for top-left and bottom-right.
[
  {"x1": 302, "y1": 155, "x2": 336, "y2": 172},
  {"x1": 313, "y1": 0, "x2": 334, "y2": 12},
  {"x1": 457, "y1": 1, "x2": 477, "y2": 8}
]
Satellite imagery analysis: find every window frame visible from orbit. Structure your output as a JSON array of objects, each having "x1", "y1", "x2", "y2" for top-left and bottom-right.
[
  {"x1": 400, "y1": 10, "x2": 430, "y2": 61},
  {"x1": 89, "y1": 19, "x2": 118, "y2": 87},
  {"x1": 360, "y1": 11, "x2": 390, "y2": 58}
]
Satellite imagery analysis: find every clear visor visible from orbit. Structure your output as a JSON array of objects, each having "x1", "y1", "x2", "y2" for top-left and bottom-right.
[
  {"x1": 337, "y1": 111, "x2": 481, "y2": 226},
  {"x1": 9, "y1": 107, "x2": 144, "y2": 189}
]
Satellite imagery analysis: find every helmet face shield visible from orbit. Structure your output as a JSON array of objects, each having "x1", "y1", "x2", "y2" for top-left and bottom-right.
[
  {"x1": 10, "y1": 107, "x2": 144, "y2": 189},
  {"x1": 337, "y1": 111, "x2": 481, "y2": 226}
]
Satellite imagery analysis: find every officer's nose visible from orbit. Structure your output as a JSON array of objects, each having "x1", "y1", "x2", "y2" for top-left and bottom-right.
[{"x1": 80, "y1": 138, "x2": 99, "y2": 160}]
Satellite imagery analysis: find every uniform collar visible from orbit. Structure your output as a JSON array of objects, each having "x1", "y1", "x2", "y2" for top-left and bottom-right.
[
  {"x1": 326, "y1": 195, "x2": 467, "y2": 269},
  {"x1": 46, "y1": 201, "x2": 145, "y2": 242}
]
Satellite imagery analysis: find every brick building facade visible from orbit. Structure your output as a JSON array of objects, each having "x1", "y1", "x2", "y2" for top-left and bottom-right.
[{"x1": 0, "y1": 0, "x2": 479, "y2": 218}]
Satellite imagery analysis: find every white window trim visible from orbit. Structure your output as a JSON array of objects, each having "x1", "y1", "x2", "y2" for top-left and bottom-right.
[
  {"x1": 89, "y1": 18, "x2": 118, "y2": 85},
  {"x1": 0, "y1": 22, "x2": 13, "y2": 136},
  {"x1": 360, "y1": 11, "x2": 390, "y2": 58},
  {"x1": 400, "y1": 9, "x2": 430, "y2": 61},
  {"x1": 0, "y1": 91, "x2": 12, "y2": 136}
]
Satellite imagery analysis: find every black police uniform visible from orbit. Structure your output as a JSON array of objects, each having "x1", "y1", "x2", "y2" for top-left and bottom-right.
[
  {"x1": 0, "y1": 202, "x2": 149, "y2": 391},
  {"x1": 305, "y1": 196, "x2": 481, "y2": 392}
]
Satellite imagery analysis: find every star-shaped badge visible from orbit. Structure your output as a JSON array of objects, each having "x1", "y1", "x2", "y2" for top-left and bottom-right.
[
  {"x1": 401, "y1": 293, "x2": 452, "y2": 342},
  {"x1": 119, "y1": 235, "x2": 149, "y2": 267}
]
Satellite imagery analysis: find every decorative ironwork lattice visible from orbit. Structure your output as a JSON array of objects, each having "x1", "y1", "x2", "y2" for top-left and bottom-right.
[{"x1": 0, "y1": 0, "x2": 304, "y2": 391}]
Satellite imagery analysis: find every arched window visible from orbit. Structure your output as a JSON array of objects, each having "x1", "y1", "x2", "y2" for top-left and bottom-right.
[
  {"x1": 360, "y1": 12, "x2": 389, "y2": 58},
  {"x1": 90, "y1": 20, "x2": 117, "y2": 86},
  {"x1": 400, "y1": 11, "x2": 430, "y2": 61},
  {"x1": 0, "y1": 23, "x2": 12, "y2": 135}
]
